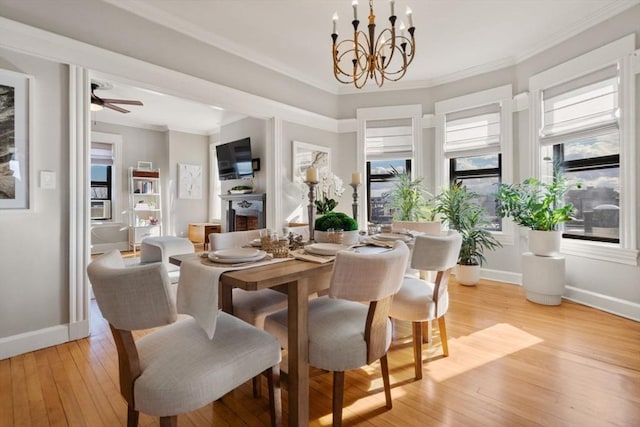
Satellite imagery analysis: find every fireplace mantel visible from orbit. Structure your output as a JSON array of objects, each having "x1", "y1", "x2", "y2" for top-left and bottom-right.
[{"x1": 219, "y1": 193, "x2": 266, "y2": 232}]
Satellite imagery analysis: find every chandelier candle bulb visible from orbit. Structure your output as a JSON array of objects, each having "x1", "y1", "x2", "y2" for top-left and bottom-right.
[
  {"x1": 352, "y1": 0, "x2": 358, "y2": 20},
  {"x1": 406, "y1": 6, "x2": 413, "y2": 27},
  {"x1": 390, "y1": 0, "x2": 395, "y2": 16},
  {"x1": 333, "y1": 12, "x2": 338, "y2": 33}
]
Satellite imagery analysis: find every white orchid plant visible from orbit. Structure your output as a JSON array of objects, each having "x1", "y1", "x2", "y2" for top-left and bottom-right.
[{"x1": 315, "y1": 170, "x2": 345, "y2": 214}]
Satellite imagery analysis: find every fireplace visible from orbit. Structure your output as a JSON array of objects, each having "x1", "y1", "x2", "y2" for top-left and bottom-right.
[{"x1": 220, "y1": 193, "x2": 266, "y2": 232}]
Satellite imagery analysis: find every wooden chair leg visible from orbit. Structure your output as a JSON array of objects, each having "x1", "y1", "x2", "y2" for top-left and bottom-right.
[
  {"x1": 438, "y1": 316, "x2": 449, "y2": 357},
  {"x1": 412, "y1": 321, "x2": 423, "y2": 380},
  {"x1": 127, "y1": 406, "x2": 139, "y2": 427},
  {"x1": 422, "y1": 320, "x2": 432, "y2": 343},
  {"x1": 266, "y1": 366, "x2": 282, "y2": 427},
  {"x1": 332, "y1": 371, "x2": 345, "y2": 427},
  {"x1": 380, "y1": 354, "x2": 392, "y2": 409},
  {"x1": 159, "y1": 415, "x2": 177, "y2": 427},
  {"x1": 253, "y1": 375, "x2": 262, "y2": 398}
]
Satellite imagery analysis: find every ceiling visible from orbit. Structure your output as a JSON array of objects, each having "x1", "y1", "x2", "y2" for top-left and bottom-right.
[{"x1": 93, "y1": 0, "x2": 639, "y2": 134}]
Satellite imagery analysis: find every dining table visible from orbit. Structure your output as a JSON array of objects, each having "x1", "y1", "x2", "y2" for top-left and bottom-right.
[{"x1": 170, "y1": 252, "x2": 334, "y2": 427}]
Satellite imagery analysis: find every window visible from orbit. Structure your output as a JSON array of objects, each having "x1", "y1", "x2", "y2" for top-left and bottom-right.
[
  {"x1": 529, "y1": 34, "x2": 636, "y2": 264},
  {"x1": 435, "y1": 85, "x2": 513, "y2": 240},
  {"x1": 367, "y1": 159, "x2": 411, "y2": 224},
  {"x1": 449, "y1": 154, "x2": 502, "y2": 230},
  {"x1": 364, "y1": 118, "x2": 413, "y2": 224},
  {"x1": 90, "y1": 142, "x2": 113, "y2": 201},
  {"x1": 539, "y1": 67, "x2": 620, "y2": 242}
]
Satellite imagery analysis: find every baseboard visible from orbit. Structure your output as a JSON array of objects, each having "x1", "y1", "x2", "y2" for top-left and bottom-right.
[
  {"x1": 0, "y1": 321, "x2": 88, "y2": 360},
  {"x1": 479, "y1": 267, "x2": 522, "y2": 285},
  {"x1": 477, "y1": 268, "x2": 638, "y2": 321},
  {"x1": 564, "y1": 286, "x2": 640, "y2": 321}
]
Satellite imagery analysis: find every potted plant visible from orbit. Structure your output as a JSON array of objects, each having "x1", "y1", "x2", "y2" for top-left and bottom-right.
[
  {"x1": 434, "y1": 182, "x2": 502, "y2": 285},
  {"x1": 314, "y1": 211, "x2": 359, "y2": 245},
  {"x1": 495, "y1": 173, "x2": 576, "y2": 256}
]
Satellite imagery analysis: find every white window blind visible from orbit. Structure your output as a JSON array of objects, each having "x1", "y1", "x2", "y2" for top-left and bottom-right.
[
  {"x1": 91, "y1": 142, "x2": 113, "y2": 165},
  {"x1": 540, "y1": 65, "x2": 619, "y2": 145},
  {"x1": 365, "y1": 122, "x2": 413, "y2": 161},
  {"x1": 444, "y1": 103, "x2": 501, "y2": 158}
]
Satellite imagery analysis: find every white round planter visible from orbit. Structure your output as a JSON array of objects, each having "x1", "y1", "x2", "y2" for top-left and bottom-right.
[
  {"x1": 314, "y1": 230, "x2": 360, "y2": 246},
  {"x1": 455, "y1": 264, "x2": 480, "y2": 286},
  {"x1": 528, "y1": 230, "x2": 562, "y2": 256}
]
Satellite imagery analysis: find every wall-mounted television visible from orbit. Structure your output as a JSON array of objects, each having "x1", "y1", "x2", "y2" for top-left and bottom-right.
[{"x1": 215, "y1": 137, "x2": 254, "y2": 181}]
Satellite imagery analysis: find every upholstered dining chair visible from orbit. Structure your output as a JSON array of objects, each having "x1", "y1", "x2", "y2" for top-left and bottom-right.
[
  {"x1": 389, "y1": 231, "x2": 462, "y2": 380},
  {"x1": 264, "y1": 241, "x2": 410, "y2": 427},
  {"x1": 87, "y1": 250, "x2": 282, "y2": 427},
  {"x1": 208, "y1": 229, "x2": 288, "y2": 329}
]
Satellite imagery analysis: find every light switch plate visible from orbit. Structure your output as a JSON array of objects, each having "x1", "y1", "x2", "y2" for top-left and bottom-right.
[{"x1": 40, "y1": 170, "x2": 56, "y2": 189}]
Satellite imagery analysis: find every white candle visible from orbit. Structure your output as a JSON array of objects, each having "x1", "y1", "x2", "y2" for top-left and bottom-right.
[
  {"x1": 400, "y1": 21, "x2": 406, "y2": 37},
  {"x1": 390, "y1": 0, "x2": 395, "y2": 16},
  {"x1": 306, "y1": 168, "x2": 318, "y2": 182},
  {"x1": 380, "y1": 37, "x2": 387, "y2": 57},
  {"x1": 406, "y1": 6, "x2": 413, "y2": 27},
  {"x1": 332, "y1": 12, "x2": 338, "y2": 33},
  {"x1": 352, "y1": 0, "x2": 358, "y2": 20},
  {"x1": 351, "y1": 172, "x2": 361, "y2": 185}
]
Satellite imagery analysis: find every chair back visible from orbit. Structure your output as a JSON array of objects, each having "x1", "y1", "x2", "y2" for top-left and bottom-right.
[
  {"x1": 410, "y1": 230, "x2": 462, "y2": 272},
  {"x1": 209, "y1": 229, "x2": 264, "y2": 250},
  {"x1": 392, "y1": 220, "x2": 441, "y2": 235},
  {"x1": 87, "y1": 250, "x2": 177, "y2": 331},
  {"x1": 329, "y1": 241, "x2": 410, "y2": 302}
]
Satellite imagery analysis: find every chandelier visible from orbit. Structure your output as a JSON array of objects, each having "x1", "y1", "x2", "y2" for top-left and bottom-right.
[{"x1": 331, "y1": 0, "x2": 416, "y2": 88}]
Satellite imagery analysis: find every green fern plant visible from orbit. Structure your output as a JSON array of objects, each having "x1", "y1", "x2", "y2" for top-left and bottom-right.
[{"x1": 389, "y1": 167, "x2": 435, "y2": 221}]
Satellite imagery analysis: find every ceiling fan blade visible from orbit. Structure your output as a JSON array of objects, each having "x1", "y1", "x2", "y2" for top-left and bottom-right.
[
  {"x1": 104, "y1": 103, "x2": 130, "y2": 114},
  {"x1": 100, "y1": 98, "x2": 143, "y2": 106}
]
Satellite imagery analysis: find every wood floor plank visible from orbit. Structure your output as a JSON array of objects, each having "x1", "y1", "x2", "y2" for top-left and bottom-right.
[
  {"x1": 23, "y1": 352, "x2": 49, "y2": 427},
  {"x1": 0, "y1": 358, "x2": 14, "y2": 426},
  {"x1": 2, "y1": 278, "x2": 639, "y2": 426}
]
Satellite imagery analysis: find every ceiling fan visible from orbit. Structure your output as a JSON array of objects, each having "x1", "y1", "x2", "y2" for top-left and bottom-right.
[{"x1": 90, "y1": 82, "x2": 143, "y2": 113}]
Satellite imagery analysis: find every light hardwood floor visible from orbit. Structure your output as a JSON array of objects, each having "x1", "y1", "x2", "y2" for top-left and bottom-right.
[{"x1": 2, "y1": 278, "x2": 639, "y2": 426}]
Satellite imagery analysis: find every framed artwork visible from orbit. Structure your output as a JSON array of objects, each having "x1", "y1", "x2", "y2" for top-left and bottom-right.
[
  {"x1": 0, "y1": 70, "x2": 31, "y2": 209},
  {"x1": 178, "y1": 163, "x2": 202, "y2": 199},
  {"x1": 292, "y1": 141, "x2": 331, "y2": 184}
]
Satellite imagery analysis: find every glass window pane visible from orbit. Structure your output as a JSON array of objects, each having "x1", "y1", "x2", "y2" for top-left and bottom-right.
[
  {"x1": 453, "y1": 154, "x2": 499, "y2": 171},
  {"x1": 563, "y1": 168, "x2": 620, "y2": 240},
  {"x1": 563, "y1": 132, "x2": 619, "y2": 161},
  {"x1": 369, "y1": 159, "x2": 408, "y2": 175},
  {"x1": 456, "y1": 176, "x2": 501, "y2": 230},
  {"x1": 369, "y1": 179, "x2": 395, "y2": 224}
]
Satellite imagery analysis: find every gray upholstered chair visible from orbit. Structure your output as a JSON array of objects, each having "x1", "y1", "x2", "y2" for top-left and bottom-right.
[
  {"x1": 87, "y1": 250, "x2": 282, "y2": 427},
  {"x1": 264, "y1": 242, "x2": 410, "y2": 427},
  {"x1": 208, "y1": 229, "x2": 288, "y2": 329},
  {"x1": 389, "y1": 231, "x2": 462, "y2": 380}
]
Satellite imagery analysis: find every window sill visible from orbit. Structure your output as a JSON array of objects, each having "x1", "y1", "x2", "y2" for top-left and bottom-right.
[{"x1": 561, "y1": 238, "x2": 639, "y2": 266}]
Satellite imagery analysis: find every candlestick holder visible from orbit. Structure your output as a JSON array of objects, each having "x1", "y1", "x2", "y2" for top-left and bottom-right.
[
  {"x1": 350, "y1": 182, "x2": 360, "y2": 221},
  {"x1": 305, "y1": 180, "x2": 318, "y2": 243}
]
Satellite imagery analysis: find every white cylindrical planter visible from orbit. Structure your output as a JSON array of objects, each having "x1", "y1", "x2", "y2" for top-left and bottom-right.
[
  {"x1": 522, "y1": 252, "x2": 565, "y2": 305},
  {"x1": 456, "y1": 264, "x2": 480, "y2": 286},
  {"x1": 528, "y1": 230, "x2": 561, "y2": 256}
]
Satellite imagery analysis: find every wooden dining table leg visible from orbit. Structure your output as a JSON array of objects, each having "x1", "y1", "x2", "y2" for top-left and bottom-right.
[
  {"x1": 287, "y1": 278, "x2": 310, "y2": 427},
  {"x1": 220, "y1": 282, "x2": 233, "y2": 313}
]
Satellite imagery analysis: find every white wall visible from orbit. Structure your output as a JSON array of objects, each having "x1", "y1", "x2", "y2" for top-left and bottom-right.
[
  {"x1": 167, "y1": 130, "x2": 210, "y2": 236},
  {"x1": 0, "y1": 48, "x2": 69, "y2": 339}
]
